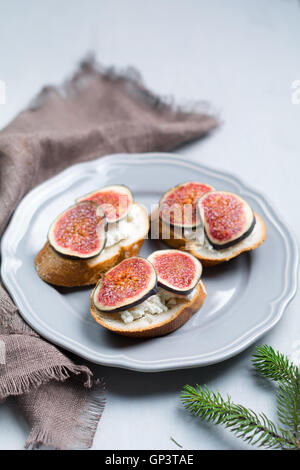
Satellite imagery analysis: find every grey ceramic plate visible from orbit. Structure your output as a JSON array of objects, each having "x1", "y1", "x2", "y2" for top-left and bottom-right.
[{"x1": 1, "y1": 153, "x2": 298, "y2": 372}]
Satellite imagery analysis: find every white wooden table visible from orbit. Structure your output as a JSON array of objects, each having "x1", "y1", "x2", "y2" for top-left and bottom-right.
[{"x1": 0, "y1": 0, "x2": 299, "y2": 450}]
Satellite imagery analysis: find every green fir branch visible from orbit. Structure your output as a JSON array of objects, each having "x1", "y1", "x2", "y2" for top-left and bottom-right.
[
  {"x1": 276, "y1": 371, "x2": 300, "y2": 440},
  {"x1": 252, "y1": 345, "x2": 300, "y2": 443},
  {"x1": 181, "y1": 345, "x2": 300, "y2": 450},
  {"x1": 181, "y1": 384, "x2": 294, "y2": 449},
  {"x1": 252, "y1": 345, "x2": 297, "y2": 383}
]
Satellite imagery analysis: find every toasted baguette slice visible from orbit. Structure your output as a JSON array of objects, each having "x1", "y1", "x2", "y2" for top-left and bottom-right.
[
  {"x1": 90, "y1": 281, "x2": 207, "y2": 338},
  {"x1": 150, "y1": 207, "x2": 266, "y2": 267},
  {"x1": 35, "y1": 202, "x2": 149, "y2": 287}
]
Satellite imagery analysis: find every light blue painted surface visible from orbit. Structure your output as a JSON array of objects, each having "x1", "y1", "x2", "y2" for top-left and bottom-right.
[{"x1": 0, "y1": 0, "x2": 299, "y2": 450}]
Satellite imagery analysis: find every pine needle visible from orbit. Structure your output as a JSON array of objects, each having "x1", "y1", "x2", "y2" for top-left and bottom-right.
[{"x1": 170, "y1": 436, "x2": 183, "y2": 448}]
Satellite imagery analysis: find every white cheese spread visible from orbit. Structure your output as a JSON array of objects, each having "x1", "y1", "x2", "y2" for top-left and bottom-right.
[
  {"x1": 105, "y1": 203, "x2": 139, "y2": 248},
  {"x1": 120, "y1": 287, "x2": 197, "y2": 324}
]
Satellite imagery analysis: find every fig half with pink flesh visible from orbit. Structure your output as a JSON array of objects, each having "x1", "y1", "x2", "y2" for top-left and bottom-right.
[
  {"x1": 48, "y1": 201, "x2": 107, "y2": 259},
  {"x1": 77, "y1": 185, "x2": 133, "y2": 224},
  {"x1": 198, "y1": 191, "x2": 256, "y2": 250},
  {"x1": 93, "y1": 257, "x2": 157, "y2": 313},
  {"x1": 148, "y1": 249, "x2": 202, "y2": 295},
  {"x1": 159, "y1": 181, "x2": 215, "y2": 229}
]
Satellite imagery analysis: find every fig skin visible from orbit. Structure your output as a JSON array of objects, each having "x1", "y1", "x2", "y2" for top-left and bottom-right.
[
  {"x1": 159, "y1": 181, "x2": 215, "y2": 229},
  {"x1": 198, "y1": 191, "x2": 256, "y2": 250},
  {"x1": 147, "y1": 249, "x2": 202, "y2": 295},
  {"x1": 48, "y1": 201, "x2": 107, "y2": 259},
  {"x1": 205, "y1": 216, "x2": 256, "y2": 250},
  {"x1": 93, "y1": 257, "x2": 157, "y2": 313},
  {"x1": 77, "y1": 184, "x2": 134, "y2": 224}
]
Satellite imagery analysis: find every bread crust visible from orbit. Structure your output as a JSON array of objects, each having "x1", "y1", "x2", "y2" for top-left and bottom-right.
[
  {"x1": 90, "y1": 281, "x2": 207, "y2": 338},
  {"x1": 35, "y1": 203, "x2": 149, "y2": 287},
  {"x1": 150, "y1": 208, "x2": 266, "y2": 267}
]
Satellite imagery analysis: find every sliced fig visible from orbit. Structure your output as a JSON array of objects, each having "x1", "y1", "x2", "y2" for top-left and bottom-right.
[
  {"x1": 48, "y1": 201, "x2": 107, "y2": 259},
  {"x1": 148, "y1": 249, "x2": 202, "y2": 295},
  {"x1": 159, "y1": 181, "x2": 215, "y2": 229},
  {"x1": 93, "y1": 257, "x2": 157, "y2": 312},
  {"x1": 77, "y1": 185, "x2": 133, "y2": 223},
  {"x1": 198, "y1": 191, "x2": 256, "y2": 250}
]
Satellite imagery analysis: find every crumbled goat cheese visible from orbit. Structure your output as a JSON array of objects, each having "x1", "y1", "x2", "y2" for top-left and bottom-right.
[
  {"x1": 120, "y1": 287, "x2": 197, "y2": 324},
  {"x1": 172, "y1": 225, "x2": 215, "y2": 252},
  {"x1": 105, "y1": 204, "x2": 137, "y2": 248},
  {"x1": 184, "y1": 227, "x2": 215, "y2": 251}
]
